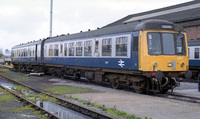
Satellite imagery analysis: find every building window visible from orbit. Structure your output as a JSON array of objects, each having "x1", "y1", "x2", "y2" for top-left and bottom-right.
[
  {"x1": 54, "y1": 44, "x2": 59, "y2": 56},
  {"x1": 195, "y1": 48, "x2": 199, "y2": 59},
  {"x1": 49, "y1": 45, "x2": 53, "y2": 56},
  {"x1": 64, "y1": 43, "x2": 67, "y2": 56},
  {"x1": 76, "y1": 42, "x2": 82, "y2": 56},
  {"x1": 69, "y1": 43, "x2": 74, "y2": 56},
  {"x1": 102, "y1": 38, "x2": 112, "y2": 56},
  {"x1": 84, "y1": 41, "x2": 92, "y2": 56},
  {"x1": 116, "y1": 37, "x2": 128, "y2": 56}
]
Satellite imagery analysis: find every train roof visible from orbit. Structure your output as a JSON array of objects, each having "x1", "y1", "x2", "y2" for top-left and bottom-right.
[
  {"x1": 187, "y1": 40, "x2": 200, "y2": 46},
  {"x1": 45, "y1": 19, "x2": 184, "y2": 43},
  {"x1": 12, "y1": 40, "x2": 42, "y2": 49}
]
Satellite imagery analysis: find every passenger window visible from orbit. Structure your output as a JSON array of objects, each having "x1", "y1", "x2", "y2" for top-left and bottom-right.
[
  {"x1": 102, "y1": 38, "x2": 112, "y2": 56},
  {"x1": 25, "y1": 48, "x2": 28, "y2": 57},
  {"x1": 76, "y1": 42, "x2": 82, "y2": 56},
  {"x1": 133, "y1": 37, "x2": 138, "y2": 51},
  {"x1": 116, "y1": 37, "x2": 128, "y2": 56},
  {"x1": 54, "y1": 44, "x2": 59, "y2": 56},
  {"x1": 37, "y1": 45, "x2": 40, "y2": 57},
  {"x1": 69, "y1": 43, "x2": 74, "y2": 56},
  {"x1": 195, "y1": 48, "x2": 199, "y2": 59},
  {"x1": 49, "y1": 45, "x2": 53, "y2": 56},
  {"x1": 84, "y1": 41, "x2": 92, "y2": 56},
  {"x1": 64, "y1": 43, "x2": 67, "y2": 56},
  {"x1": 33, "y1": 47, "x2": 35, "y2": 57},
  {"x1": 60, "y1": 44, "x2": 63, "y2": 56},
  {"x1": 44, "y1": 45, "x2": 47, "y2": 57},
  {"x1": 28, "y1": 48, "x2": 30, "y2": 57}
]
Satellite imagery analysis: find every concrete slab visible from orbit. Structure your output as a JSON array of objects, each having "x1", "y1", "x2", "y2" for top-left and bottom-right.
[{"x1": 71, "y1": 92, "x2": 200, "y2": 119}]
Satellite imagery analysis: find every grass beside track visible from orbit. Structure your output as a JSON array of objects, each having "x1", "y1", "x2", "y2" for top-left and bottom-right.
[
  {"x1": 0, "y1": 87, "x2": 48, "y2": 119},
  {"x1": 43, "y1": 85, "x2": 98, "y2": 95}
]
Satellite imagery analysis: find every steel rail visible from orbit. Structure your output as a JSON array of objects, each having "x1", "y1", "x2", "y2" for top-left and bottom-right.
[
  {"x1": 167, "y1": 93, "x2": 200, "y2": 104},
  {"x1": 0, "y1": 83, "x2": 60, "y2": 119},
  {"x1": 154, "y1": 92, "x2": 200, "y2": 104},
  {"x1": 0, "y1": 73, "x2": 113, "y2": 119}
]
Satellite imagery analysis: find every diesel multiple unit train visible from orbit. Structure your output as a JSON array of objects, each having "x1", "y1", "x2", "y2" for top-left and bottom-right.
[{"x1": 11, "y1": 19, "x2": 192, "y2": 94}]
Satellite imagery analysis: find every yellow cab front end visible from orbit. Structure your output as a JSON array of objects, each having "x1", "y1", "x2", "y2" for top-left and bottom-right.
[
  {"x1": 139, "y1": 30, "x2": 189, "y2": 72},
  {"x1": 139, "y1": 29, "x2": 192, "y2": 92}
]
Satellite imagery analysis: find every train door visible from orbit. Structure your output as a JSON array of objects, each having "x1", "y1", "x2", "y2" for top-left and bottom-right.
[
  {"x1": 94, "y1": 40, "x2": 99, "y2": 57},
  {"x1": 35, "y1": 45, "x2": 37, "y2": 62},
  {"x1": 132, "y1": 36, "x2": 139, "y2": 70}
]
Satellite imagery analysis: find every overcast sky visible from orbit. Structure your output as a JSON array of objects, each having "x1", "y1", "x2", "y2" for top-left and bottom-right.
[{"x1": 0, "y1": 0, "x2": 192, "y2": 53}]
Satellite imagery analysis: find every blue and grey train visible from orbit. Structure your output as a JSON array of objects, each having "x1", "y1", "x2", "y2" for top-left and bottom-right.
[
  {"x1": 188, "y1": 40, "x2": 200, "y2": 77},
  {"x1": 12, "y1": 19, "x2": 191, "y2": 94}
]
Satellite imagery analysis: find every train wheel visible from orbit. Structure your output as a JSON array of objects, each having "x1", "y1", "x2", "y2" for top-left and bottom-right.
[
  {"x1": 75, "y1": 74, "x2": 81, "y2": 79},
  {"x1": 133, "y1": 80, "x2": 146, "y2": 94},
  {"x1": 111, "y1": 78, "x2": 120, "y2": 89},
  {"x1": 59, "y1": 71, "x2": 65, "y2": 79},
  {"x1": 159, "y1": 85, "x2": 169, "y2": 94}
]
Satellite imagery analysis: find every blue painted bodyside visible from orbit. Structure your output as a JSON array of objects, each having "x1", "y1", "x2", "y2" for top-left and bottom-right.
[
  {"x1": 44, "y1": 57, "x2": 134, "y2": 70},
  {"x1": 189, "y1": 60, "x2": 200, "y2": 66},
  {"x1": 12, "y1": 57, "x2": 36, "y2": 63},
  {"x1": 13, "y1": 31, "x2": 140, "y2": 71}
]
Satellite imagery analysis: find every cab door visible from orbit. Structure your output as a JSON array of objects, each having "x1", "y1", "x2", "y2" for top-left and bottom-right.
[{"x1": 132, "y1": 35, "x2": 139, "y2": 70}]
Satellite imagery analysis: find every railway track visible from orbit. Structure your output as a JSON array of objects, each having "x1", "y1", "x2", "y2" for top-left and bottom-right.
[
  {"x1": 0, "y1": 83, "x2": 60, "y2": 119},
  {"x1": 154, "y1": 92, "x2": 200, "y2": 104},
  {"x1": 0, "y1": 73, "x2": 113, "y2": 119}
]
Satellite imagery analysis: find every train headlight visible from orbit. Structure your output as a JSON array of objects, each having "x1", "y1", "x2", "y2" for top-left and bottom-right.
[
  {"x1": 168, "y1": 62, "x2": 172, "y2": 67},
  {"x1": 153, "y1": 62, "x2": 158, "y2": 67},
  {"x1": 181, "y1": 62, "x2": 185, "y2": 67}
]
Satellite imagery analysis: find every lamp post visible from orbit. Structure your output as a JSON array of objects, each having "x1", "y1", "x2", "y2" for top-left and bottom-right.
[{"x1": 50, "y1": 0, "x2": 53, "y2": 37}]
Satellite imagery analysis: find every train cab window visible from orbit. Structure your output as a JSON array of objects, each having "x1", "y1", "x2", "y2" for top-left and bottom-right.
[
  {"x1": 54, "y1": 44, "x2": 59, "y2": 56},
  {"x1": 69, "y1": 43, "x2": 74, "y2": 56},
  {"x1": 147, "y1": 33, "x2": 161, "y2": 55},
  {"x1": 76, "y1": 42, "x2": 83, "y2": 56},
  {"x1": 64, "y1": 43, "x2": 67, "y2": 56},
  {"x1": 49, "y1": 45, "x2": 53, "y2": 56},
  {"x1": 116, "y1": 37, "x2": 128, "y2": 56},
  {"x1": 195, "y1": 48, "x2": 199, "y2": 59},
  {"x1": 102, "y1": 38, "x2": 112, "y2": 56},
  {"x1": 162, "y1": 33, "x2": 175, "y2": 55},
  {"x1": 84, "y1": 41, "x2": 92, "y2": 56},
  {"x1": 176, "y1": 34, "x2": 186, "y2": 55}
]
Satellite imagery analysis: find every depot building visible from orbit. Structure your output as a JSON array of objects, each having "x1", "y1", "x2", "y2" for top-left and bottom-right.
[{"x1": 104, "y1": 0, "x2": 200, "y2": 41}]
